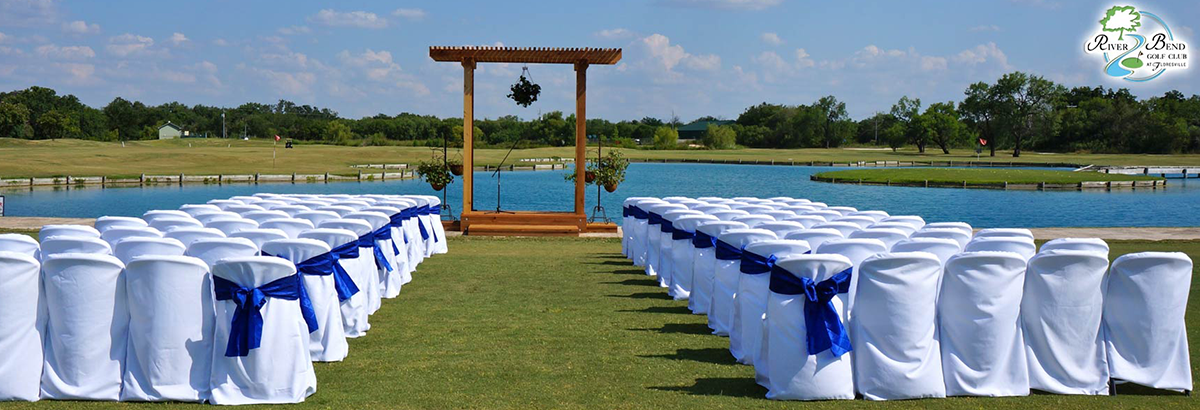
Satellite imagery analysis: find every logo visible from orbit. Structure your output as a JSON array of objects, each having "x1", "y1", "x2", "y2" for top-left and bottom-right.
[{"x1": 1084, "y1": 5, "x2": 1188, "y2": 82}]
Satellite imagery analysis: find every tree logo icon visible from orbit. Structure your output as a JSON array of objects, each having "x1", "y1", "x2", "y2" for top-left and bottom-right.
[{"x1": 1099, "y1": 6, "x2": 1140, "y2": 40}]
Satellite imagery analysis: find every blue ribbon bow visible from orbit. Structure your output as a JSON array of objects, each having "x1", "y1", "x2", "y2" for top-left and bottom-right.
[
  {"x1": 714, "y1": 240, "x2": 743, "y2": 261},
  {"x1": 214, "y1": 274, "x2": 318, "y2": 357},
  {"x1": 265, "y1": 246, "x2": 360, "y2": 302},
  {"x1": 692, "y1": 231, "x2": 716, "y2": 249},
  {"x1": 648, "y1": 212, "x2": 665, "y2": 226},
  {"x1": 389, "y1": 213, "x2": 409, "y2": 245},
  {"x1": 428, "y1": 205, "x2": 441, "y2": 243},
  {"x1": 741, "y1": 250, "x2": 809, "y2": 274},
  {"x1": 660, "y1": 220, "x2": 675, "y2": 234},
  {"x1": 416, "y1": 205, "x2": 431, "y2": 241},
  {"x1": 357, "y1": 231, "x2": 393, "y2": 273},
  {"x1": 671, "y1": 228, "x2": 695, "y2": 241},
  {"x1": 375, "y1": 225, "x2": 401, "y2": 258},
  {"x1": 623, "y1": 206, "x2": 632, "y2": 218},
  {"x1": 769, "y1": 265, "x2": 853, "y2": 357}
]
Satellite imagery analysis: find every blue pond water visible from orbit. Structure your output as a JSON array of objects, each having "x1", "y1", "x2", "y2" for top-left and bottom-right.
[{"x1": 2, "y1": 163, "x2": 1197, "y2": 228}]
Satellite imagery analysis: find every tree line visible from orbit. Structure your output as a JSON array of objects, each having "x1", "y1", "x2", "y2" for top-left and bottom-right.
[{"x1": 1, "y1": 71, "x2": 1197, "y2": 156}]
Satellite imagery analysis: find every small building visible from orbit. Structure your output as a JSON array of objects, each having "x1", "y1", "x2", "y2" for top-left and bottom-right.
[
  {"x1": 677, "y1": 119, "x2": 734, "y2": 141},
  {"x1": 158, "y1": 122, "x2": 183, "y2": 139}
]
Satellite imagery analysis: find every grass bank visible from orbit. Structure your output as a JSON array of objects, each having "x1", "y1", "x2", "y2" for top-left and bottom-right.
[
  {"x1": 2, "y1": 138, "x2": 1200, "y2": 178},
  {"x1": 0, "y1": 235, "x2": 1195, "y2": 409},
  {"x1": 813, "y1": 168, "x2": 1164, "y2": 186}
]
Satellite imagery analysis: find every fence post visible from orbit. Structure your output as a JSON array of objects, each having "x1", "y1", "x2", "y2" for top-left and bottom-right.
[{"x1": 179, "y1": 173, "x2": 184, "y2": 186}]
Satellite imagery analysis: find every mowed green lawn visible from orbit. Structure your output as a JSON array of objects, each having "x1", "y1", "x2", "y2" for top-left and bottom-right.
[
  {"x1": 814, "y1": 168, "x2": 1164, "y2": 185},
  {"x1": 0, "y1": 235, "x2": 1196, "y2": 409},
  {"x1": 2, "y1": 138, "x2": 1200, "y2": 178}
]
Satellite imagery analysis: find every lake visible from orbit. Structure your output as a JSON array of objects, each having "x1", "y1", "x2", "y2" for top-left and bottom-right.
[{"x1": 2, "y1": 163, "x2": 1196, "y2": 228}]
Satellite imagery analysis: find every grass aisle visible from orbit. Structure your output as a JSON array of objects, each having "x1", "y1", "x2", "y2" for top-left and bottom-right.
[{"x1": 2, "y1": 236, "x2": 1197, "y2": 409}]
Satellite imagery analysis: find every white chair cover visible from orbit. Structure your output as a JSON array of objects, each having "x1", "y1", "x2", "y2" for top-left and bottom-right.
[
  {"x1": 294, "y1": 211, "x2": 342, "y2": 229},
  {"x1": 230, "y1": 228, "x2": 290, "y2": 250},
  {"x1": 0, "y1": 252, "x2": 43, "y2": 401},
  {"x1": 644, "y1": 203, "x2": 688, "y2": 277},
  {"x1": 783, "y1": 229, "x2": 844, "y2": 251},
  {"x1": 689, "y1": 221, "x2": 747, "y2": 315},
  {"x1": 849, "y1": 228, "x2": 910, "y2": 250},
  {"x1": 710, "y1": 229, "x2": 777, "y2": 336},
  {"x1": 815, "y1": 238, "x2": 888, "y2": 318},
  {"x1": 761, "y1": 211, "x2": 796, "y2": 221},
  {"x1": 658, "y1": 210, "x2": 704, "y2": 289},
  {"x1": 113, "y1": 237, "x2": 186, "y2": 264},
  {"x1": 867, "y1": 221, "x2": 918, "y2": 236},
  {"x1": 783, "y1": 215, "x2": 825, "y2": 228},
  {"x1": 40, "y1": 236, "x2": 112, "y2": 260},
  {"x1": 178, "y1": 204, "x2": 222, "y2": 216},
  {"x1": 223, "y1": 205, "x2": 265, "y2": 214},
  {"x1": 424, "y1": 196, "x2": 450, "y2": 255},
  {"x1": 849, "y1": 210, "x2": 889, "y2": 222},
  {"x1": 764, "y1": 254, "x2": 854, "y2": 401},
  {"x1": 262, "y1": 239, "x2": 348, "y2": 363},
  {"x1": 148, "y1": 217, "x2": 203, "y2": 233},
  {"x1": 206, "y1": 199, "x2": 241, "y2": 210},
  {"x1": 100, "y1": 226, "x2": 163, "y2": 246},
  {"x1": 825, "y1": 206, "x2": 857, "y2": 216},
  {"x1": 880, "y1": 215, "x2": 925, "y2": 230},
  {"x1": 316, "y1": 205, "x2": 356, "y2": 217},
  {"x1": 206, "y1": 218, "x2": 260, "y2": 236},
  {"x1": 259, "y1": 219, "x2": 316, "y2": 238},
  {"x1": 833, "y1": 216, "x2": 875, "y2": 229},
  {"x1": 622, "y1": 197, "x2": 651, "y2": 259},
  {"x1": 923, "y1": 221, "x2": 972, "y2": 234},
  {"x1": 271, "y1": 205, "x2": 311, "y2": 217},
  {"x1": 314, "y1": 220, "x2": 374, "y2": 337},
  {"x1": 732, "y1": 215, "x2": 776, "y2": 228},
  {"x1": 851, "y1": 252, "x2": 946, "y2": 400},
  {"x1": 39, "y1": 224, "x2": 100, "y2": 242},
  {"x1": 735, "y1": 240, "x2": 810, "y2": 368},
  {"x1": 240, "y1": 211, "x2": 291, "y2": 225},
  {"x1": 802, "y1": 210, "x2": 841, "y2": 221},
  {"x1": 667, "y1": 215, "x2": 718, "y2": 300},
  {"x1": 299, "y1": 228, "x2": 370, "y2": 339},
  {"x1": 208, "y1": 257, "x2": 317, "y2": 405},
  {"x1": 141, "y1": 210, "x2": 192, "y2": 225},
  {"x1": 195, "y1": 212, "x2": 242, "y2": 226},
  {"x1": 811, "y1": 222, "x2": 861, "y2": 237},
  {"x1": 186, "y1": 238, "x2": 260, "y2": 269},
  {"x1": 344, "y1": 212, "x2": 394, "y2": 311},
  {"x1": 121, "y1": 256, "x2": 214, "y2": 402},
  {"x1": 0, "y1": 233, "x2": 41, "y2": 259},
  {"x1": 1022, "y1": 250, "x2": 1111, "y2": 395},
  {"x1": 940, "y1": 251, "x2": 1030, "y2": 397},
  {"x1": 891, "y1": 238, "x2": 962, "y2": 266},
  {"x1": 40, "y1": 253, "x2": 128, "y2": 400},
  {"x1": 1103, "y1": 252, "x2": 1193, "y2": 392},
  {"x1": 976, "y1": 228, "x2": 1035, "y2": 241},
  {"x1": 709, "y1": 209, "x2": 750, "y2": 221},
  {"x1": 911, "y1": 228, "x2": 972, "y2": 248},
  {"x1": 1040, "y1": 238, "x2": 1109, "y2": 257},
  {"x1": 628, "y1": 199, "x2": 668, "y2": 267},
  {"x1": 755, "y1": 221, "x2": 806, "y2": 239},
  {"x1": 95, "y1": 216, "x2": 148, "y2": 233},
  {"x1": 164, "y1": 227, "x2": 227, "y2": 248},
  {"x1": 965, "y1": 237, "x2": 1036, "y2": 260}
]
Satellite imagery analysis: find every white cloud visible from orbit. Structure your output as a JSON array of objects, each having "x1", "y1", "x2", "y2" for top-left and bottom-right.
[
  {"x1": 795, "y1": 48, "x2": 815, "y2": 68},
  {"x1": 257, "y1": 69, "x2": 316, "y2": 95},
  {"x1": 761, "y1": 32, "x2": 782, "y2": 45},
  {"x1": 969, "y1": 25, "x2": 1001, "y2": 32},
  {"x1": 0, "y1": 32, "x2": 7, "y2": 43},
  {"x1": 595, "y1": 28, "x2": 634, "y2": 40},
  {"x1": 213, "y1": 38, "x2": 229, "y2": 47},
  {"x1": 661, "y1": 0, "x2": 782, "y2": 11},
  {"x1": 920, "y1": 56, "x2": 948, "y2": 71},
  {"x1": 160, "y1": 70, "x2": 196, "y2": 84},
  {"x1": 62, "y1": 20, "x2": 100, "y2": 35},
  {"x1": 0, "y1": 0, "x2": 57, "y2": 26},
  {"x1": 259, "y1": 51, "x2": 312, "y2": 69},
  {"x1": 54, "y1": 62, "x2": 97, "y2": 85},
  {"x1": 309, "y1": 9, "x2": 388, "y2": 29},
  {"x1": 952, "y1": 42, "x2": 1010, "y2": 69},
  {"x1": 684, "y1": 53, "x2": 721, "y2": 70},
  {"x1": 392, "y1": 8, "x2": 426, "y2": 20},
  {"x1": 167, "y1": 32, "x2": 189, "y2": 46},
  {"x1": 1008, "y1": 0, "x2": 1061, "y2": 10},
  {"x1": 278, "y1": 25, "x2": 311, "y2": 35},
  {"x1": 35, "y1": 44, "x2": 94, "y2": 60},
  {"x1": 105, "y1": 33, "x2": 154, "y2": 57}
]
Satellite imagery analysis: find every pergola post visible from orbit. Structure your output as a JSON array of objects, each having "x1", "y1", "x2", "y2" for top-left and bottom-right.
[
  {"x1": 462, "y1": 59, "x2": 475, "y2": 213},
  {"x1": 574, "y1": 61, "x2": 588, "y2": 217}
]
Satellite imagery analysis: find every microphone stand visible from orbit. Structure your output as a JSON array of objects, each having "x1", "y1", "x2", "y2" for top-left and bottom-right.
[{"x1": 487, "y1": 136, "x2": 522, "y2": 214}]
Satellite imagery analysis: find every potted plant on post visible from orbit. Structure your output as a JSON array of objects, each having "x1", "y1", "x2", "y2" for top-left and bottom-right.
[
  {"x1": 594, "y1": 150, "x2": 629, "y2": 192},
  {"x1": 416, "y1": 160, "x2": 454, "y2": 191}
]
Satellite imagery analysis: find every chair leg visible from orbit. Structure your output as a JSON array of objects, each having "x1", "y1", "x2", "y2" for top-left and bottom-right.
[{"x1": 1108, "y1": 378, "x2": 1116, "y2": 396}]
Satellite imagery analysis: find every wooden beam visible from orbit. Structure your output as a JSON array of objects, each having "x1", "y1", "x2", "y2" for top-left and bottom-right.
[
  {"x1": 574, "y1": 61, "x2": 588, "y2": 217},
  {"x1": 430, "y1": 46, "x2": 622, "y2": 65},
  {"x1": 462, "y1": 59, "x2": 475, "y2": 217}
]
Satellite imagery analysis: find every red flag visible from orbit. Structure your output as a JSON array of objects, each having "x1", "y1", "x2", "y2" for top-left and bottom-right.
[
  {"x1": 979, "y1": 138, "x2": 987, "y2": 146},
  {"x1": 275, "y1": 135, "x2": 281, "y2": 142}
]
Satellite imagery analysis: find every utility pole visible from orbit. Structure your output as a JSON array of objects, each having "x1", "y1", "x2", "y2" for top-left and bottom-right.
[
  {"x1": 221, "y1": 111, "x2": 226, "y2": 139},
  {"x1": 874, "y1": 111, "x2": 878, "y2": 145}
]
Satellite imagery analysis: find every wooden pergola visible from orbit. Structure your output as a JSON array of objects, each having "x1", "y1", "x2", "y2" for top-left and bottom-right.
[{"x1": 429, "y1": 46, "x2": 622, "y2": 235}]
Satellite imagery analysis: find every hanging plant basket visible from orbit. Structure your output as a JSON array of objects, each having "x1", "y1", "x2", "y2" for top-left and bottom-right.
[
  {"x1": 604, "y1": 182, "x2": 618, "y2": 193},
  {"x1": 430, "y1": 182, "x2": 445, "y2": 191},
  {"x1": 507, "y1": 67, "x2": 541, "y2": 107},
  {"x1": 416, "y1": 160, "x2": 454, "y2": 192},
  {"x1": 585, "y1": 170, "x2": 596, "y2": 183},
  {"x1": 449, "y1": 164, "x2": 464, "y2": 176}
]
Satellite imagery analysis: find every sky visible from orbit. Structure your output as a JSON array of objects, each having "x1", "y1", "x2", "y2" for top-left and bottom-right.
[{"x1": 0, "y1": 0, "x2": 1196, "y2": 122}]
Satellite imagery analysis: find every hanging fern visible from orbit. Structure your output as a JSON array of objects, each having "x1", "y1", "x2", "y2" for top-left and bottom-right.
[{"x1": 508, "y1": 68, "x2": 541, "y2": 107}]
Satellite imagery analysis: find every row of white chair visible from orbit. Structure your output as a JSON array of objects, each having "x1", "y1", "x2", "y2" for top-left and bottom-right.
[
  {"x1": 621, "y1": 196, "x2": 1193, "y2": 400},
  {"x1": 0, "y1": 193, "x2": 450, "y2": 404}
]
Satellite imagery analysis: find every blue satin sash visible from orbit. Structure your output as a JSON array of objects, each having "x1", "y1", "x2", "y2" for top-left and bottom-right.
[
  {"x1": 768, "y1": 265, "x2": 853, "y2": 357},
  {"x1": 214, "y1": 274, "x2": 318, "y2": 357}
]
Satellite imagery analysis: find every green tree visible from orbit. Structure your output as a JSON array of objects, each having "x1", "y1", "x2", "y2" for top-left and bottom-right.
[
  {"x1": 994, "y1": 72, "x2": 1065, "y2": 157},
  {"x1": 924, "y1": 102, "x2": 967, "y2": 154},
  {"x1": 891, "y1": 96, "x2": 924, "y2": 152},
  {"x1": 883, "y1": 123, "x2": 907, "y2": 152},
  {"x1": 325, "y1": 120, "x2": 354, "y2": 145},
  {"x1": 0, "y1": 101, "x2": 31, "y2": 139},
  {"x1": 37, "y1": 110, "x2": 80, "y2": 139},
  {"x1": 815, "y1": 96, "x2": 849, "y2": 148},
  {"x1": 701, "y1": 124, "x2": 737, "y2": 149},
  {"x1": 652, "y1": 126, "x2": 678, "y2": 150},
  {"x1": 959, "y1": 82, "x2": 1004, "y2": 156}
]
